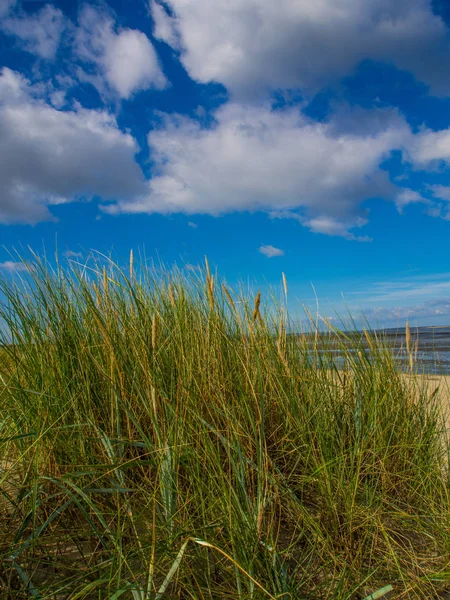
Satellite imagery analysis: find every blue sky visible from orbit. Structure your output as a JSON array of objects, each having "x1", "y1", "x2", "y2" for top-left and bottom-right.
[{"x1": 2, "y1": 0, "x2": 450, "y2": 327}]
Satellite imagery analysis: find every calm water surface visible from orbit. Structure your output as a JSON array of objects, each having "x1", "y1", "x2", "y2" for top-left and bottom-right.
[
  {"x1": 379, "y1": 326, "x2": 450, "y2": 375},
  {"x1": 317, "y1": 326, "x2": 450, "y2": 375}
]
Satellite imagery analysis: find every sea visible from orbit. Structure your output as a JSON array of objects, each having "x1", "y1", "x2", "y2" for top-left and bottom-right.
[
  {"x1": 316, "y1": 326, "x2": 450, "y2": 375},
  {"x1": 376, "y1": 326, "x2": 450, "y2": 375}
]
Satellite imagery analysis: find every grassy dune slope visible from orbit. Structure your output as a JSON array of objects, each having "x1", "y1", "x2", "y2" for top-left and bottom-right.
[{"x1": 0, "y1": 255, "x2": 450, "y2": 599}]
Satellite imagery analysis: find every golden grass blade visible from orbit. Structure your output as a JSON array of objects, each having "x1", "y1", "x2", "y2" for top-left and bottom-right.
[{"x1": 222, "y1": 284, "x2": 236, "y2": 312}]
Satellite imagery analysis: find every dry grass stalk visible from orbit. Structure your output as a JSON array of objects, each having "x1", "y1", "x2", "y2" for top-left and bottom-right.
[
  {"x1": 277, "y1": 344, "x2": 291, "y2": 375},
  {"x1": 252, "y1": 291, "x2": 262, "y2": 324},
  {"x1": 130, "y1": 249, "x2": 134, "y2": 280},
  {"x1": 364, "y1": 328, "x2": 374, "y2": 352},
  {"x1": 406, "y1": 320, "x2": 414, "y2": 371},
  {"x1": 149, "y1": 313, "x2": 158, "y2": 413},
  {"x1": 277, "y1": 315, "x2": 286, "y2": 350},
  {"x1": 103, "y1": 266, "x2": 108, "y2": 294},
  {"x1": 93, "y1": 282, "x2": 100, "y2": 307},
  {"x1": 222, "y1": 284, "x2": 236, "y2": 312},
  {"x1": 207, "y1": 275, "x2": 215, "y2": 311},
  {"x1": 205, "y1": 257, "x2": 215, "y2": 311},
  {"x1": 282, "y1": 272, "x2": 288, "y2": 298},
  {"x1": 151, "y1": 314, "x2": 157, "y2": 413},
  {"x1": 152, "y1": 314, "x2": 157, "y2": 351},
  {"x1": 277, "y1": 316, "x2": 291, "y2": 375},
  {"x1": 168, "y1": 284, "x2": 176, "y2": 307}
]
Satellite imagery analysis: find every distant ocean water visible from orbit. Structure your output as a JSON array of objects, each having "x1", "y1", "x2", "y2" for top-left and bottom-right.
[
  {"x1": 316, "y1": 326, "x2": 450, "y2": 375},
  {"x1": 376, "y1": 326, "x2": 450, "y2": 375}
]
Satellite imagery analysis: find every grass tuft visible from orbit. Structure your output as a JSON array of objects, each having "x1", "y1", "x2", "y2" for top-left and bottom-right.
[{"x1": 0, "y1": 254, "x2": 449, "y2": 598}]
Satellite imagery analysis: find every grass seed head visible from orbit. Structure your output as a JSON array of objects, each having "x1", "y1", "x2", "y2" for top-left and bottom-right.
[
  {"x1": 222, "y1": 284, "x2": 236, "y2": 312},
  {"x1": 406, "y1": 319, "x2": 411, "y2": 355},
  {"x1": 130, "y1": 249, "x2": 134, "y2": 280},
  {"x1": 252, "y1": 291, "x2": 261, "y2": 323},
  {"x1": 282, "y1": 272, "x2": 288, "y2": 298}
]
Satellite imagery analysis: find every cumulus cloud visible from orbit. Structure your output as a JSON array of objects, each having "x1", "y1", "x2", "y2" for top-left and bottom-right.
[
  {"x1": 0, "y1": 62, "x2": 445, "y2": 236},
  {"x1": 259, "y1": 244, "x2": 284, "y2": 257},
  {"x1": 396, "y1": 130, "x2": 450, "y2": 219},
  {"x1": 75, "y1": 5, "x2": 168, "y2": 99},
  {"x1": 1, "y1": 4, "x2": 66, "y2": 59},
  {"x1": 0, "y1": 68, "x2": 147, "y2": 224},
  {"x1": 407, "y1": 128, "x2": 450, "y2": 167},
  {"x1": 151, "y1": 0, "x2": 179, "y2": 48},
  {"x1": 107, "y1": 103, "x2": 409, "y2": 238},
  {"x1": 401, "y1": 131, "x2": 450, "y2": 221},
  {"x1": 151, "y1": 0, "x2": 450, "y2": 97}
]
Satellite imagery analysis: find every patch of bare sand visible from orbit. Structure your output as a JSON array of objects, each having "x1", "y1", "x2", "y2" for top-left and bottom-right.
[{"x1": 402, "y1": 373, "x2": 450, "y2": 420}]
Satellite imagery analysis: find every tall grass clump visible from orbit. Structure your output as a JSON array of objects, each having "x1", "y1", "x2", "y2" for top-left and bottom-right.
[{"x1": 0, "y1": 254, "x2": 449, "y2": 599}]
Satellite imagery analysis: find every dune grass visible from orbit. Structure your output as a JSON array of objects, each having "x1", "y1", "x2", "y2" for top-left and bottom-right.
[{"x1": 0, "y1": 254, "x2": 449, "y2": 599}]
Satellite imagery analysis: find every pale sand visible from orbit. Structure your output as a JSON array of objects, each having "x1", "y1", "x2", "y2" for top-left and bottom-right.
[{"x1": 410, "y1": 373, "x2": 450, "y2": 429}]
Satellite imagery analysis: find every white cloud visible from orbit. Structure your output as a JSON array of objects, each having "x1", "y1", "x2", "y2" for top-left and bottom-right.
[
  {"x1": 64, "y1": 250, "x2": 83, "y2": 258},
  {"x1": 106, "y1": 103, "x2": 409, "y2": 238},
  {"x1": 151, "y1": 0, "x2": 450, "y2": 97},
  {"x1": 395, "y1": 188, "x2": 428, "y2": 213},
  {"x1": 270, "y1": 210, "x2": 372, "y2": 241},
  {"x1": 0, "y1": 61, "x2": 441, "y2": 237},
  {"x1": 397, "y1": 132, "x2": 450, "y2": 221},
  {"x1": 407, "y1": 128, "x2": 450, "y2": 166},
  {"x1": 1, "y1": 4, "x2": 66, "y2": 60},
  {"x1": 303, "y1": 216, "x2": 372, "y2": 241},
  {"x1": 50, "y1": 89, "x2": 67, "y2": 109},
  {"x1": 259, "y1": 244, "x2": 284, "y2": 257},
  {"x1": 401, "y1": 131, "x2": 450, "y2": 220},
  {"x1": 151, "y1": 0, "x2": 180, "y2": 48},
  {"x1": 187, "y1": 221, "x2": 197, "y2": 227},
  {"x1": 0, "y1": 68, "x2": 147, "y2": 224},
  {"x1": 76, "y1": 5, "x2": 168, "y2": 99},
  {"x1": 429, "y1": 185, "x2": 450, "y2": 201},
  {"x1": 0, "y1": 260, "x2": 31, "y2": 272}
]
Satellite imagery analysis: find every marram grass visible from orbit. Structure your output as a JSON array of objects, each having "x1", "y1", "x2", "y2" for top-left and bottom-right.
[{"x1": 0, "y1": 255, "x2": 449, "y2": 599}]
